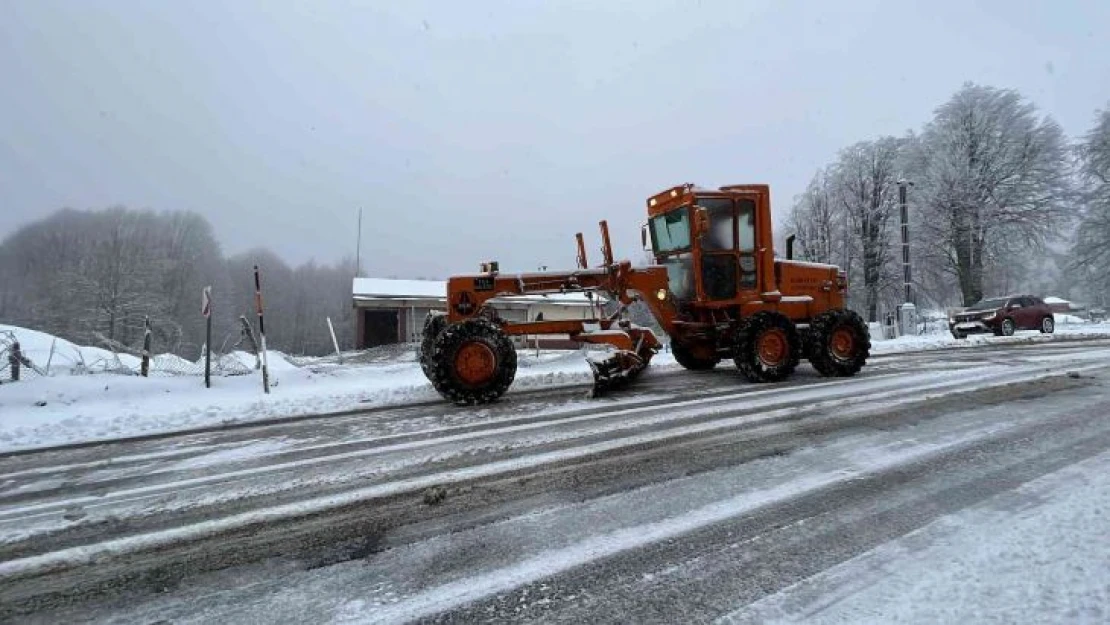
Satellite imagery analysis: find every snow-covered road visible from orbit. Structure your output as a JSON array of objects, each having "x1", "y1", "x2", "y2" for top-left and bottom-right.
[{"x1": 1, "y1": 339, "x2": 1109, "y2": 622}]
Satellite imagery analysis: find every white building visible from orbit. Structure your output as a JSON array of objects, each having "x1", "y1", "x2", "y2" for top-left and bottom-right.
[{"x1": 352, "y1": 278, "x2": 605, "y2": 349}]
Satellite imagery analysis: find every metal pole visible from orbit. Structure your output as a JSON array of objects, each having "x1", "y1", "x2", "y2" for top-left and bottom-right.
[
  {"x1": 897, "y1": 179, "x2": 917, "y2": 336},
  {"x1": 898, "y1": 180, "x2": 913, "y2": 304},
  {"x1": 205, "y1": 312, "x2": 212, "y2": 388},
  {"x1": 254, "y1": 266, "x2": 270, "y2": 394},
  {"x1": 355, "y1": 208, "x2": 363, "y2": 278},
  {"x1": 202, "y1": 287, "x2": 213, "y2": 387}
]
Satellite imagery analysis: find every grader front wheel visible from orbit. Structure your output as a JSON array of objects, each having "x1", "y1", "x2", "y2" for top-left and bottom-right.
[
  {"x1": 671, "y1": 341, "x2": 720, "y2": 371},
  {"x1": 419, "y1": 311, "x2": 448, "y2": 380},
  {"x1": 428, "y1": 318, "x2": 517, "y2": 405}
]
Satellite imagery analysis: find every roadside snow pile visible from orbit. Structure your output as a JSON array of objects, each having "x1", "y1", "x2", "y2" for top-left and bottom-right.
[
  {"x1": 0, "y1": 323, "x2": 140, "y2": 374},
  {"x1": 1055, "y1": 313, "x2": 1087, "y2": 324},
  {"x1": 0, "y1": 323, "x2": 302, "y2": 378}
]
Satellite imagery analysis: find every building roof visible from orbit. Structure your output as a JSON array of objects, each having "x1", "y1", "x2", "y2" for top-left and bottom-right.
[
  {"x1": 353, "y1": 278, "x2": 445, "y2": 300},
  {"x1": 352, "y1": 277, "x2": 602, "y2": 306}
]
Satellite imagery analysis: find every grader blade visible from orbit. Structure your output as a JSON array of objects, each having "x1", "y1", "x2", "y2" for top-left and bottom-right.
[{"x1": 586, "y1": 350, "x2": 648, "y2": 398}]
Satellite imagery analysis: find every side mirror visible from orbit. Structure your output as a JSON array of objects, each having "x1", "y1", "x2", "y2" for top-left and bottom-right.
[
  {"x1": 641, "y1": 223, "x2": 652, "y2": 252},
  {"x1": 693, "y1": 206, "x2": 710, "y2": 238}
]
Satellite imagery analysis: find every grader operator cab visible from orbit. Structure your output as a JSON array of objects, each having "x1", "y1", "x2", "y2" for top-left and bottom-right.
[{"x1": 420, "y1": 183, "x2": 869, "y2": 405}]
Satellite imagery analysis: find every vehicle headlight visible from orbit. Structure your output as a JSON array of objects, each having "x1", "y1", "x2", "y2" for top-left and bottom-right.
[{"x1": 984, "y1": 312, "x2": 997, "y2": 320}]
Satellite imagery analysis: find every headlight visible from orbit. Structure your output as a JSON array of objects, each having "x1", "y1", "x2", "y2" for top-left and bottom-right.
[
  {"x1": 984, "y1": 312, "x2": 997, "y2": 320},
  {"x1": 656, "y1": 289, "x2": 667, "y2": 301}
]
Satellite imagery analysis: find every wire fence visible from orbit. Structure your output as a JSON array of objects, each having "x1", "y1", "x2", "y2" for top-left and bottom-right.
[{"x1": 0, "y1": 324, "x2": 259, "y2": 383}]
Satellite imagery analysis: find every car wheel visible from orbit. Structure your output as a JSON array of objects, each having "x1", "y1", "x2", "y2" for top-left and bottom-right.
[
  {"x1": 1041, "y1": 316, "x2": 1055, "y2": 334},
  {"x1": 951, "y1": 330, "x2": 966, "y2": 340},
  {"x1": 1000, "y1": 318, "x2": 1015, "y2": 337}
]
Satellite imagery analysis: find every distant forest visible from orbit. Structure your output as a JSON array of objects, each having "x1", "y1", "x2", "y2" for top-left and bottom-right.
[{"x1": 0, "y1": 208, "x2": 360, "y2": 358}]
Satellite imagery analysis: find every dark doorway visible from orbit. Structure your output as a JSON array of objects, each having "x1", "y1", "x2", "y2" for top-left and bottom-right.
[{"x1": 362, "y1": 310, "x2": 399, "y2": 347}]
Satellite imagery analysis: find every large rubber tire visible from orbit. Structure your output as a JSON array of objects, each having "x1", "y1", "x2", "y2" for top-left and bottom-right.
[
  {"x1": 428, "y1": 318, "x2": 517, "y2": 405},
  {"x1": 733, "y1": 311, "x2": 801, "y2": 383},
  {"x1": 419, "y1": 311, "x2": 448, "y2": 380},
  {"x1": 671, "y1": 342, "x2": 720, "y2": 371},
  {"x1": 807, "y1": 309, "x2": 870, "y2": 377}
]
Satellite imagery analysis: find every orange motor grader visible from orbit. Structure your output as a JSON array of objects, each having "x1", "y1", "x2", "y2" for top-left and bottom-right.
[{"x1": 419, "y1": 183, "x2": 870, "y2": 405}]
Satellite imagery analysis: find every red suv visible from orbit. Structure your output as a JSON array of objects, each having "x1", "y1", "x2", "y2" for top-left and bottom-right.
[{"x1": 949, "y1": 295, "x2": 1055, "y2": 339}]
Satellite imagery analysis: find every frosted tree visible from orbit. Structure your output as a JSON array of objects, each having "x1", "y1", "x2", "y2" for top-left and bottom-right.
[
  {"x1": 910, "y1": 83, "x2": 1074, "y2": 306},
  {"x1": 786, "y1": 170, "x2": 842, "y2": 266},
  {"x1": 1072, "y1": 105, "x2": 1110, "y2": 302},
  {"x1": 828, "y1": 137, "x2": 905, "y2": 322}
]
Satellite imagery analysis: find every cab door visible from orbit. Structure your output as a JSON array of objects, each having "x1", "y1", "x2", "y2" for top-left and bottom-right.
[
  {"x1": 695, "y1": 196, "x2": 760, "y2": 303},
  {"x1": 697, "y1": 197, "x2": 739, "y2": 301}
]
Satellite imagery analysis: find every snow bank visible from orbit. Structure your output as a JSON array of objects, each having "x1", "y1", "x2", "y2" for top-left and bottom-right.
[
  {"x1": 869, "y1": 322, "x2": 1110, "y2": 354},
  {"x1": 1055, "y1": 313, "x2": 1086, "y2": 324},
  {"x1": 0, "y1": 324, "x2": 140, "y2": 374}
]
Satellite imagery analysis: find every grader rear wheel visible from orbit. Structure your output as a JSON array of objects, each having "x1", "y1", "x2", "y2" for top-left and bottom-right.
[
  {"x1": 428, "y1": 318, "x2": 517, "y2": 405},
  {"x1": 734, "y1": 312, "x2": 801, "y2": 383},
  {"x1": 806, "y1": 309, "x2": 870, "y2": 377}
]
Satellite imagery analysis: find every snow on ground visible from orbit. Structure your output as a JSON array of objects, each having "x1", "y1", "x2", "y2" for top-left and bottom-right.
[
  {"x1": 0, "y1": 323, "x2": 140, "y2": 374},
  {"x1": 2, "y1": 321, "x2": 1110, "y2": 453},
  {"x1": 722, "y1": 449, "x2": 1110, "y2": 624},
  {"x1": 1055, "y1": 313, "x2": 1088, "y2": 324},
  {"x1": 0, "y1": 325, "x2": 600, "y2": 452},
  {"x1": 869, "y1": 322, "x2": 1110, "y2": 355}
]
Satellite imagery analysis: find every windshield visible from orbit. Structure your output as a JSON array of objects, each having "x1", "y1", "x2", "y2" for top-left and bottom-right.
[
  {"x1": 650, "y1": 209, "x2": 691, "y2": 253},
  {"x1": 967, "y1": 298, "x2": 1009, "y2": 311}
]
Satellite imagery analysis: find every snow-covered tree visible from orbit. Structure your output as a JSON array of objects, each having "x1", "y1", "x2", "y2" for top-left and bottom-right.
[
  {"x1": 786, "y1": 139, "x2": 907, "y2": 322},
  {"x1": 909, "y1": 83, "x2": 1074, "y2": 306},
  {"x1": 786, "y1": 170, "x2": 842, "y2": 266},
  {"x1": 1072, "y1": 105, "x2": 1110, "y2": 302},
  {"x1": 828, "y1": 137, "x2": 906, "y2": 322},
  {"x1": 0, "y1": 207, "x2": 360, "y2": 357}
]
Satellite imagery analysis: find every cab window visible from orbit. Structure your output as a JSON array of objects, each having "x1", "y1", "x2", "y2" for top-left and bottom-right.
[{"x1": 700, "y1": 198, "x2": 734, "y2": 251}]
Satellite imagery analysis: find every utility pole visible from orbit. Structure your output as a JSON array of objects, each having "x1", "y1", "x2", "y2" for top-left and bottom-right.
[
  {"x1": 355, "y1": 208, "x2": 363, "y2": 278},
  {"x1": 897, "y1": 178, "x2": 916, "y2": 336}
]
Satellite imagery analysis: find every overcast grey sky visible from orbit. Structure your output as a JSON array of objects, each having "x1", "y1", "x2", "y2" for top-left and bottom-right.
[{"x1": 2, "y1": 0, "x2": 1108, "y2": 279}]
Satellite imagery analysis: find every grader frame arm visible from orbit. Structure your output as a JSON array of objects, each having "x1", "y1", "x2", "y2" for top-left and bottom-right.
[{"x1": 439, "y1": 221, "x2": 677, "y2": 394}]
